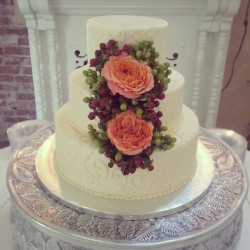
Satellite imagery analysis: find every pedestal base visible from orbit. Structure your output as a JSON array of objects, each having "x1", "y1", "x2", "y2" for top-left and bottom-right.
[{"x1": 7, "y1": 125, "x2": 248, "y2": 249}]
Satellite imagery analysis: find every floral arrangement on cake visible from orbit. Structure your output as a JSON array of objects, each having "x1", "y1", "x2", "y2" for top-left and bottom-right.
[{"x1": 83, "y1": 39, "x2": 176, "y2": 175}]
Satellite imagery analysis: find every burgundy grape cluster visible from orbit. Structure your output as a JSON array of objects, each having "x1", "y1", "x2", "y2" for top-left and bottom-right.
[{"x1": 83, "y1": 39, "x2": 176, "y2": 175}]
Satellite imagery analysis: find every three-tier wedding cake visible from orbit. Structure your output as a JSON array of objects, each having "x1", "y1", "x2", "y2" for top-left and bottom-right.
[{"x1": 54, "y1": 16, "x2": 199, "y2": 200}]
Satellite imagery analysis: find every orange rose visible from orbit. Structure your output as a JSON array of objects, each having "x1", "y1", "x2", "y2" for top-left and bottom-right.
[
  {"x1": 101, "y1": 53, "x2": 154, "y2": 99},
  {"x1": 107, "y1": 110, "x2": 153, "y2": 155}
]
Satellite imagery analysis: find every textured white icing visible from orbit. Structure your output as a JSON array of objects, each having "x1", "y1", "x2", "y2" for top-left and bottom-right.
[
  {"x1": 55, "y1": 104, "x2": 199, "y2": 200},
  {"x1": 68, "y1": 66, "x2": 184, "y2": 134},
  {"x1": 87, "y1": 16, "x2": 167, "y2": 63}
]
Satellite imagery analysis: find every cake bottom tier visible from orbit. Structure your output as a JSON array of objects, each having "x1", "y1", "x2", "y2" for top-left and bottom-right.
[{"x1": 55, "y1": 104, "x2": 199, "y2": 200}]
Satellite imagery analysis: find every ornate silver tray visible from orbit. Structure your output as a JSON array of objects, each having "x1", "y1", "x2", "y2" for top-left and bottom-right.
[{"x1": 7, "y1": 125, "x2": 249, "y2": 250}]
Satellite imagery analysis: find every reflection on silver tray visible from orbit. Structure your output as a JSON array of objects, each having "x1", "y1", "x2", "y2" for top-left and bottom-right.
[
  {"x1": 36, "y1": 135, "x2": 214, "y2": 219},
  {"x1": 6, "y1": 125, "x2": 248, "y2": 249}
]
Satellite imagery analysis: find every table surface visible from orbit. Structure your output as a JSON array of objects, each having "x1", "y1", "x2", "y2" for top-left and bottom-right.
[{"x1": 1, "y1": 146, "x2": 249, "y2": 250}]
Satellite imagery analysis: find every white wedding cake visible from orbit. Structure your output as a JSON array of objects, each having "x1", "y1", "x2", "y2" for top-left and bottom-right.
[{"x1": 54, "y1": 16, "x2": 199, "y2": 200}]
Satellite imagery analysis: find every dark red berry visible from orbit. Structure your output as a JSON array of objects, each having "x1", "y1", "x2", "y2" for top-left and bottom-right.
[
  {"x1": 111, "y1": 108, "x2": 117, "y2": 114},
  {"x1": 123, "y1": 44, "x2": 131, "y2": 53},
  {"x1": 157, "y1": 111, "x2": 163, "y2": 117},
  {"x1": 102, "y1": 109, "x2": 109, "y2": 116},
  {"x1": 108, "y1": 39, "x2": 116, "y2": 47},
  {"x1": 89, "y1": 99, "x2": 99, "y2": 109},
  {"x1": 134, "y1": 157, "x2": 141, "y2": 166},
  {"x1": 105, "y1": 152, "x2": 112, "y2": 158},
  {"x1": 100, "y1": 99, "x2": 107, "y2": 108},
  {"x1": 154, "y1": 119, "x2": 162, "y2": 128},
  {"x1": 145, "y1": 148, "x2": 153, "y2": 156},
  {"x1": 95, "y1": 50, "x2": 101, "y2": 56},
  {"x1": 116, "y1": 160, "x2": 123, "y2": 167},
  {"x1": 90, "y1": 58, "x2": 98, "y2": 67},
  {"x1": 129, "y1": 168, "x2": 136, "y2": 174},
  {"x1": 100, "y1": 43, "x2": 106, "y2": 50},
  {"x1": 100, "y1": 117, "x2": 106, "y2": 124},
  {"x1": 124, "y1": 168, "x2": 130, "y2": 175},
  {"x1": 147, "y1": 110, "x2": 156, "y2": 119},
  {"x1": 88, "y1": 112, "x2": 95, "y2": 120},
  {"x1": 99, "y1": 88, "x2": 108, "y2": 96},
  {"x1": 157, "y1": 82, "x2": 164, "y2": 89},
  {"x1": 108, "y1": 162, "x2": 113, "y2": 168},
  {"x1": 154, "y1": 101, "x2": 160, "y2": 107},
  {"x1": 148, "y1": 165, "x2": 154, "y2": 171},
  {"x1": 114, "y1": 49, "x2": 122, "y2": 56},
  {"x1": 128, "y1": 159, "x2": 134, "y2": 168},
  {"x1": 157, "y1": 92, "x2": 165, "y2": 100},
  {"x1": 149, "y1": 93, "x2": 156, "y2": 100},
  {"x1": 139, "y1": 162, "x2": 144, "y2": 168},
  {"x1": 119, "y1": 96, "x2": 126, "y2": 103},
  {"x1": 106, "y1": 49, "x2": 112, "y2": 56},
  {"x1": 148, "y1": 102, "x2": 155, "y2": 109}
]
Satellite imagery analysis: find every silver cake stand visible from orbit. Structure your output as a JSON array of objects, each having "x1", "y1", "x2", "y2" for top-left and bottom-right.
[{"x1": 7, "y1": 125, "x2": 248, "y2": 250}]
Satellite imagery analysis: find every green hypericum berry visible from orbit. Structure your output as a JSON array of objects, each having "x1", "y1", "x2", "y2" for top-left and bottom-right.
[
  {"x1": 171, "y1": 137, "x2": 177, "y2": 143},
  {"x1": 83, "y1": 70, "x2": 88, "y2": 77},
  {"x1": 88, "y1": 131, "x2": 95, "y2": 138},
  {"x1": 163, "y1": 144, "x2": 168, "y2": 150},
  {"x1": 115, "y1": 152, "x2": 122, "y2": 161},
  {"x1": 88, "y1": 69, "x2": 93, "y2": 74},
  {"x1": 132, "y1": 44, "x2": 139, "y2": 51},
  {"x1": 88, "y1": 124, "x2": 94, "y2": 130},
  {"x1": 152, "y1": 69, "x2": 158, "y2": 76},
  {"x1": 164, "y1": 62, "x2": 170, "y2": 68},
  {"x1": 120, "y1": 103, "x2": 127, "y2": 111},
  {"x1": 162, "y1": 77, "x2": 169, "y2": 84},
  {"x1": 98, "y1": 147, "x2": 105, "y2": 154},
  {"x1": 154, "y1": 138, "x2": 161, "y2": 146},
  {"x1": 98, "y1": 132, "x2": 107, "y2": 140},
  {"x1": 93, "y1": 83, "x2": 100, "y2": 90},
  {"x1": 91, "y1": 90, "x2": 96, "y2": 95},
  {"x1": 83, "y1": 97, "x2": 90, "y2": 103},
  {"x1": 136, "y1": 107, "x2": 143, "y2": 115},
  {"x1": 97, "y1": 123, "x2": 104, "y2": 129},
  {"x1": 97, "y1": 75, "x2": 105, "y2": 83},
  {"x1": 156, "y1": 73, "x2": 164, "y2": 81},
  {"x1": 136, "y1": 50, "x2": 143, "y2": 59},
  {"x1": 161, "y1": 126, "x2": 168, "y2": 131},
  {"x1": 158, "y1": 64, "x2": 165, "y2": 71},
  {"x1": 96, "y1": 64, "x2": 102, "y2": 71},
  {"x1": 131, "y1": 99, "x2": 138, "y2": 105},
  {"x1": 162, "y1": 86, "x2": 168, "y2": 92},
  {"x1": 149, "y1": 41, "x2": 154, "y2": 46},
  {"x1": 154, "y1": 52, "x2": 159, "y2": 58},
  {"x1": 93, "y1": 139, "x2": 101, "y2": 147},
  {"x1": 144, "y1": 52, "x2": 151, "y2": 59},
  {"x1": 153, "y1": 132, "x2": 160, "y2": 138},
  {"x1": 167, "y1": 69, "x2": 172, "y2": 75},
  {"x1": 86, "y1": 76, "x2": 94, "y2": 84},
  {"x1": 153, "y1": 61, "x2": 159, "y2": 67}
]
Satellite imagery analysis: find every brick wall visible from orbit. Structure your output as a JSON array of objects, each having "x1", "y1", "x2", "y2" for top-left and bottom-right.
[{"x1": 0, "y1": 0, "x2": 36, "y2": 148}]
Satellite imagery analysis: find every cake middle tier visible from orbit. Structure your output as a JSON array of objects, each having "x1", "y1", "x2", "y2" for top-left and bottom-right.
[
  {"x1": 55, "y1": 104, "x2": 199, "y2": 200},
  {"x1": 68, "y1": 66, "x2": 184, "y2": 134}
]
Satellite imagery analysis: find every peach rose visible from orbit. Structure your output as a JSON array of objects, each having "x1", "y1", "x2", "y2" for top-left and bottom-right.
[
  {"x1": 107, "y1": 110, "x2": 153, "y2": 155},
  {"x1": 101, "y1": 53, "x2": 154, "y2": 99}
]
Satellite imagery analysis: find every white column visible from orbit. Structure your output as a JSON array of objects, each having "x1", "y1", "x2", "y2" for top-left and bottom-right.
[
  {"x1": 28, "y1": 28, "x2": 46, "y2": 119},
  {"x1": 47, "y1": 30, "x2": 62, "y2": 118}
]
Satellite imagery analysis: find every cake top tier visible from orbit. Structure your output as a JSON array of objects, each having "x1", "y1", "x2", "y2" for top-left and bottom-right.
[{"x1": 87, "y1": 15, "x2": 168, "y2": 63}]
